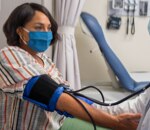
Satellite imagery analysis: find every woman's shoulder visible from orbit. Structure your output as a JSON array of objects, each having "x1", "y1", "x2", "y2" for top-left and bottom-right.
[
  {"x1": 0, "y1": 46, "x2": 32, "y2": 64},
  {"x1": 0, "y1": 46, "x2": 32, "y2": 56},
  {"x1": 0, "y1": 46, "x2": 25, "y2": 53}
]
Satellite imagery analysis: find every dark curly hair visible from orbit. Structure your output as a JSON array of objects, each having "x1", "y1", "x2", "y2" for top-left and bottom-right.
[{"x1": 3, "y1": 3, "x2": 58, "y2": 46}]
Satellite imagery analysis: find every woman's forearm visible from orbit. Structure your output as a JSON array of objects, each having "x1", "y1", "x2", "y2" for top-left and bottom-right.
[{"x1": 56, "y1": 93, "x2": 122, "y2": 129}]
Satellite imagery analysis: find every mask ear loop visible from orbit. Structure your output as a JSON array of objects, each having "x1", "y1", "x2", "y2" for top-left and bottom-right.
[
  {"x1": 23, "y1": 27, "x2": 30, "y2": 33},
  {"x1": 19, "y1": 34, "x2": 28, "y2": 45},
  {"x1": 18, "y1": 27, "x2": 29, "y2": 45}
]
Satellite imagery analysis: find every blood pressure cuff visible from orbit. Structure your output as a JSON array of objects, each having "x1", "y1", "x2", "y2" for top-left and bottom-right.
[
  {"x1": 23, "y1": 74, "x2": 72, "y2": 117},
  {"x1": 23, "y1": 74, "x2": 93, "y2": 118}
]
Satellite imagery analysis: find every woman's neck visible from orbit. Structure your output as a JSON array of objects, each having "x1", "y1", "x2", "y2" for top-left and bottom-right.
[
  {"x1": 19, "y1": 43, "x2": 44, "y2": 67},
  {"x1": 19, "y1": 43, "x2": 37, "y2": 56}
]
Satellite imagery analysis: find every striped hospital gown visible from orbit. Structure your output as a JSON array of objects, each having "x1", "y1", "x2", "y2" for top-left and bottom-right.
[{"x1": 0, "y1": 46, "x2": 69, "y2": 130}]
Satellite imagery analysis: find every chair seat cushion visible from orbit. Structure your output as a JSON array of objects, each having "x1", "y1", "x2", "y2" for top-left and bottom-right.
[{"x1": 60, "y1": 118, "x2": 110, "y2": 130}]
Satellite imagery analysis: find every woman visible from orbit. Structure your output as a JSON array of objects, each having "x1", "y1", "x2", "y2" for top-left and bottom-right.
[{"x1": 0, "y1": 3, "x2": 140, "y2": 130}]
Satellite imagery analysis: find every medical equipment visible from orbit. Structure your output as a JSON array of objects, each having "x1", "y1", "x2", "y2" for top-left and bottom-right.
[
  {"x1": 106, "y1": 15, "x2": 121, "y2": 30},
  {"x1": 131, "y1": 0, "x2": 135, "y2": 35},
  {"x1": 139, "y1": 1, "x2": 148, "y2": 16},
  {"x1": 148, "y1": 19, "x2": 150, "y2": 34},
  {"x1": 125, "y1": 0, "x2": 136, "y2": 35},
  {"x1": 112, "y1": 0, "x2": 124, "y2": 10},
  {"x1": 126, "y1": 0, "x2": 130, "y2": 34},
  {"x1": 80, "y1": 11, "x2": 150, "y2": 92},
  {"x1": 23, "y1": 75, "x2": 69, "y2": 114}
]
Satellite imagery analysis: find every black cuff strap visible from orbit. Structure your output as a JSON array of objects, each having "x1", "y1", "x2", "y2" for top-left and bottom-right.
[{"x1": 28, "y1": 74, "x2": 59, "y2": 105}]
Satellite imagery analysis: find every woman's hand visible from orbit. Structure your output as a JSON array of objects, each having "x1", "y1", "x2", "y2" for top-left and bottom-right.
[{"x1": 114, "y1": 113, "x2": 141, "y2": 130}]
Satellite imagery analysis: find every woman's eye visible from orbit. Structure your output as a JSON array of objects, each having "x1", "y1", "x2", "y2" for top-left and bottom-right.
[
  {"x1": 34, "y1": 26, "x2": 43, "y2": 31},
  {"x1": 33, "y1": 25, "x2": 51, "y2": 31},
  {"x1": 48, "y1": 27, "x2": 51, "y2": 31}
]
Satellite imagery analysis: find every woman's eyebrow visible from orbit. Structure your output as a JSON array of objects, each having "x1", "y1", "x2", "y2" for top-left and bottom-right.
[{"x1": 34, "y1": 22, "x2": 51, "y2": 26}]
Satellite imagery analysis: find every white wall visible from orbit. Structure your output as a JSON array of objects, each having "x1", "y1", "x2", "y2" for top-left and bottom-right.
[{"x1": 75, "y1": 0, "x2": 150, "y2": 86}]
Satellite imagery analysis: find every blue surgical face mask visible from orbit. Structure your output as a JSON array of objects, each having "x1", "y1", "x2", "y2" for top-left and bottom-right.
[{"x1": 23, "y1": 28, "x2": 53, "y2": 52}]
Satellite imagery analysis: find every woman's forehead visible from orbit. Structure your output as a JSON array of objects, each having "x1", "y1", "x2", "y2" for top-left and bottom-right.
[{"x1": 26, "y1": 11, "x2": 51, "y2": 26}]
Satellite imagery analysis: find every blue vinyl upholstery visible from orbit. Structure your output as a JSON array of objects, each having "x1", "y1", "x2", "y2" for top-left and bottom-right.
[{"x1": 80, "y1": 12, "x2": 149, "y2": 92}]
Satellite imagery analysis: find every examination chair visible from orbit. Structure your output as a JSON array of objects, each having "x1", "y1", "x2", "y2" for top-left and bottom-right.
[{"x1": 80, "y1": 12, "x2": 150, "y2": 92}]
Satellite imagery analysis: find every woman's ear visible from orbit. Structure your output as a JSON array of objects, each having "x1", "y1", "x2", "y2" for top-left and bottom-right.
[
  {"x1": 16, "y1": 27, "x2": 26, "y2": 43},
  {"x1": 16, "y1": 27, "x2": 22, "y2": 36},
  {"x1": 16, "y1": 27, "x2": 29, "y2": 44}
]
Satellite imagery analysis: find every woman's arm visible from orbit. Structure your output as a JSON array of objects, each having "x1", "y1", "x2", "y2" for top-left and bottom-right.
[{"x1": 56, "y1": 93, "x2": 141, "y2": 130}]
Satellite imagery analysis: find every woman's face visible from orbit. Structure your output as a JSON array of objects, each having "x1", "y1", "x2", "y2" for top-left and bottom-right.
[
  {"x1": 17, "y1": 11, "x2": 52, "y2": 53},
  {"x1": 21, "y1": 11, "x2": 51, "y2": 41}
]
